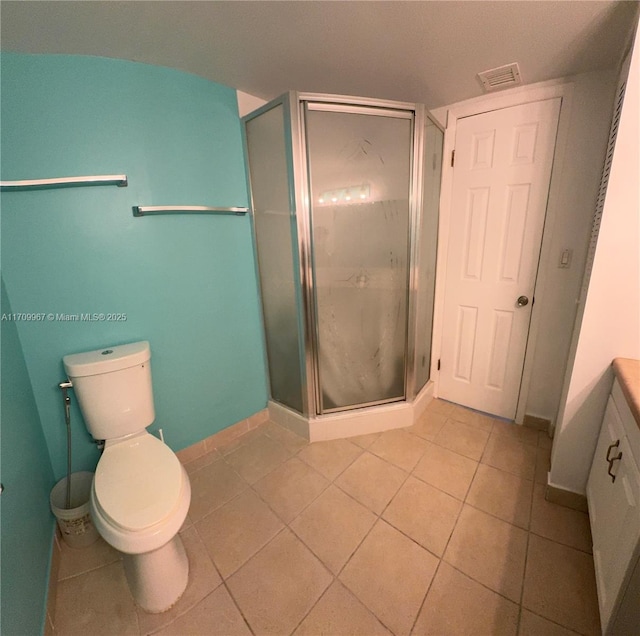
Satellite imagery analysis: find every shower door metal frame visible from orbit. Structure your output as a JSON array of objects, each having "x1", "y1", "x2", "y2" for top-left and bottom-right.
[
  {"x1": 244, "y1": 91, "x2": 428, "y2": 419},
  {"x1": 242, "y1": 94, "x2": 312, "y2": 417},
  {"x1": 412, "y1": 114, "x2": 446, "y2": 396},
  {"x1": 293, "y1": 92, "x2": 427, "y2": 416}
]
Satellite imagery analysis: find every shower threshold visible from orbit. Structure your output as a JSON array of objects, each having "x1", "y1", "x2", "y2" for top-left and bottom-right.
[{"x1": 268, "y1": 381, "x2": 435, "y2": 443}]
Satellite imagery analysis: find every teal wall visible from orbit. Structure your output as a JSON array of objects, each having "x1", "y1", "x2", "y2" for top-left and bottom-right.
[
  {"x1": 1, "y1": 277, "x2": 55, "y2": 636},
  {"x1": 1, "y1": 53, "x2": 268, "y2": 479}
]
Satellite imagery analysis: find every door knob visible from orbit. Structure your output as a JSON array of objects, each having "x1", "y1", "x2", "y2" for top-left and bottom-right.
[{"x1": 517, "y1": 296, "x2": 529, "y2": 307}]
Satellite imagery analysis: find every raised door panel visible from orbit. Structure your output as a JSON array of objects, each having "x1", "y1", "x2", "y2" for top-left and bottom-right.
[{"x1": 439, "y1": 98, "x2": 560, "y2": 418}]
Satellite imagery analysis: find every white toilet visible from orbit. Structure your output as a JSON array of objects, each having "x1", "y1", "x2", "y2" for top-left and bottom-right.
[{"x1": 63, "y1": 341, "x2": 191, "y2": 613}]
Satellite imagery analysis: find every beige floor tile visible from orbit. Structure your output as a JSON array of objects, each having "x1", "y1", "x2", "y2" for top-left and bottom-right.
[
  {"x1": 196, "y1": 488, "x2": 283, "y2": 578},
  {"x1": 537, "y1": 430, "x2": 553, "y2": 450},
  {"x1": 294, "y1": 580, "x2": 391, "y2": 636},
  {"x1": 427, "y1": 398, "x2": 456, "y2": 416},
  {"x1": 350, "y1": 431, "x2": 383, "y2": 449},
  {"x1": 183, "y1": 448, "x2": 222, "y2": 475},
  {"x1": 534, "y1": 446, "x2": 551, "y2": 485},
  {"x1": 154, "y1": 585, "x2": 252, "y2": 636},
  {"x1": 217, "y1": 426, "x2": 266, "y2": 456},
  {"x1": 413, "y1": 441, "x2": 478, "y2": 501},
  {"x1": 444, "y1": 505, "x2": 528, "y2": 602},
  {"x1": 335, "y1": 451, "x2": 407, "y2": 514},
  {"x1": 227, "y1": 528, "x2": 332, "y2": 635},
  {"x1": 297, "y1": 438, "x2": 363, "y2": 481},
  {"x1": 253, "y1": 456, "x2": 329, "y2": 523},
  {"x1": 262, "y1": 420, "x2": 309, "y2": 453},
  {"x1": 449, "y1": 405, "x2": 496, "y2": 433},
  {"x1": 434, "y1": 420, "x2": 490, "y2": 461},
  {"x1": 383, "y1": 476, "x2": 461, "y2": 557},
  {"x1": 529, "y1": 483, "x2": 592, "y2": 553},
  {"x1": 224, "y1": 434, "x2": 291, "y2": 484},
  {"x1": 179, "y1": 513, "x2": 194, "y2": 535},
  {"x1": 47, "y1": 539, "x2": 60, "y2": 634},
  {"x1": 414, "y1": 561, "x2": 519, "y2": 635},
  {"x1": 482, "y1": 433, "x2": 537, "y2": 480},
  {"x1": 408, "y1": 409, "x2": 448, "y2": 441},
  {"x1": 518, "y1": 609, "x2": 581, "y2": 636},
  {"x1": 368, "y1": 428, "x2": 429, "y2": 471},
  {"x1": 176, "y1": 440, "x2": 207, "y2": 465},
  {"x1": 136, "y1": 527, "x2": 222, "y2": 634},
  {"x1": 491, "y1": 420, "x2": 539, "y2": 447},
  {"x1": 57, "y1": 536, "x2": 120, "y2": 581},
  {"x1": 290, "y1": 484, "x2": 376, "y2": 574},
  {"x1": 188, "y1": 458, "x2": 248, "y2": 521},
  {"x1": 340, "y1": 520, "x2": 438, "y2": 635},
  {"x1": 45, "y1": 614, "x2": 54, "y2": 636},
  {"x1": 522, "y1": 534, "x2": 600, "y2": 635},
  {"x1": 466, "y1": 463, "x2": 533, "y2": 529},
  {"x1": 55, "y1": 561, "x2": 137, "y2": 636}
]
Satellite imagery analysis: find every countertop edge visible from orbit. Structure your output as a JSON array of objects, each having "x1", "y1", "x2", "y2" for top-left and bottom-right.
[{"x1": 612, "y1": 358, "x2": 640, "y2": 431}]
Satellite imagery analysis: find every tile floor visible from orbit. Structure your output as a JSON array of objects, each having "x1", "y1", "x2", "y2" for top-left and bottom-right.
[{"x1": 52, "y1": 400, "x2": 601, "y2": 635}]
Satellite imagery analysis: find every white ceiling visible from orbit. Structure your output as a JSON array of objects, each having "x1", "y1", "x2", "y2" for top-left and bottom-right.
[{"x1": 1, "y1": 1, "x2": 638, "y2": 109}]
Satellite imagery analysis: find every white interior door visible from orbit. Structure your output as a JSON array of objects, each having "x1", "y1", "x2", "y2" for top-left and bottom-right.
[{"x1": 439, "y1": 99, "x2": 561, "y2": 419}]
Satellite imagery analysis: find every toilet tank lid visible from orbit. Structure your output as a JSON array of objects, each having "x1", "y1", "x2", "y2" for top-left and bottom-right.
[{"x1": 63, "y1": 341, "x2": 151, "y2": 378}]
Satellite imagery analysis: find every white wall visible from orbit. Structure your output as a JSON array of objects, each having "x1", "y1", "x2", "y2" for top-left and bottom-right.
[
  {"x1": 237, "y1": 90, "x2": 267, "y2": 118},
  {"x1": 524, "y1": 70, "x2": 617, "y2": 419},
  {"x1": 431, "y1": 69, "x2": 617, "y2": 424},
  {"x1": 550, "y1": 29, "x2": 640, "y2": 495}
]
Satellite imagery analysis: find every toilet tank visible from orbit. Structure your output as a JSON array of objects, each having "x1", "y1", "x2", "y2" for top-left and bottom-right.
[{"x1": 63, "y1": 341, "x2": 155, "y2": 440}]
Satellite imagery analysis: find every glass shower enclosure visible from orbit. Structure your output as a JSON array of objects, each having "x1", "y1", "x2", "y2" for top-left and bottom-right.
[{"x1": 243, "y1": 92, "x2": 443, "y2": 427}]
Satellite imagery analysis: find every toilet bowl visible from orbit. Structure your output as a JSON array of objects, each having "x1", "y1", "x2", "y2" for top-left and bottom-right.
[
  {"x1": 90, "y1": 432, "x2": 190, "y2": 554},
  {"x1": 63, "y1": 341, "x2": 191, "y2": 613},
  {"x1": 89, "y1": 431, "x2": 191, "y2": 612}
]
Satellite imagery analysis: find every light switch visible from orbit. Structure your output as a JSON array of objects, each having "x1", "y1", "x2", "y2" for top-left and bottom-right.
[{"x1": 559, "y1": 248, "x2": 573, "y2": 269}]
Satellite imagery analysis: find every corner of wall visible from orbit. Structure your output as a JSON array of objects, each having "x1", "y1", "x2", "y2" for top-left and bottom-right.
[
  {"x1": 1, "y1": 276, "x2": 56, "y2": 635},
  {"x1": 237, "y1": 90, "x2": 268, "y2": 118},
  {"x1": 549, "y1": 25, "x2": 640, "y2": 494}
]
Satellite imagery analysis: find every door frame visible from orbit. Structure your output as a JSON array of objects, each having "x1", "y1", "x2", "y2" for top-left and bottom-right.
[{"x1": 431, "y1": 78, "x2": 575, "y2": 423}]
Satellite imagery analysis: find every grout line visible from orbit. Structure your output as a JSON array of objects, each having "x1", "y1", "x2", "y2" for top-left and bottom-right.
[
  {"x1": 408, "y1": 450, "x2": 482, "y2": 634},
  {"x1": 444, "y1": 561, "x2": 524, "y2": 608},
  {"x1": 55, "y1": 412, "x2": 595, "y2": 635},
  {"x1": 191, "y1": 512, "x2": 259, "y2": 635},
  {"x1": 296, "y1": 439, "x2": 366, "y2": 483},
  {"x1": 520, "y1": 607, "x2": 584, "y2": 634},
  {"x1": 221, "y1": 576, "x2": 258, "y2": 636},
  {"x1": 527, "y1": 527, "x2": 594, "y2": 556},
  {"x1": 249, "y1": 464, "x2": 332, "y2": 527},
  {"x1": 56, "y1": 555, "x2": 122, "y2": 582},
  {"x1": 516, "y1": 459, "x2": 537, "y2": 635},
  {"x1": 287, "y1": 576, "x2": 336, "y2": 635},
  {"x1": 279, "y1": 436, "x2": 423, "y2": 634},
  {"x1": 142, "y1": 528, "x2": 224, "y2": 635}
]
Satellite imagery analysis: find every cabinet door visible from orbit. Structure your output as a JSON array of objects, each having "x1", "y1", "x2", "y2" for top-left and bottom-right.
[{"x1": 587, "y1": 396, "x2": 640, "y2": 630}]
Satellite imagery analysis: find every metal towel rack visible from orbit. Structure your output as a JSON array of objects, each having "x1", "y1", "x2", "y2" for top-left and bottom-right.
[
  {"x1": 133, "y1": 205, "x2": 248, "y2": 217},
  {"x1": 0, "y1": 174, "x2": 128, "y2": 191}
]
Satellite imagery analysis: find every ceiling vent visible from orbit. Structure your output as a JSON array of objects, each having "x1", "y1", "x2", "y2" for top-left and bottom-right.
[{"x1": 478, "y1": 63, "x2": 522, "y2": 92}]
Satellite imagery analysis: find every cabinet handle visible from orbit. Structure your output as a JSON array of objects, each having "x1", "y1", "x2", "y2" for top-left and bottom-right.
[
  {"x1": 606, "y1": 440, "x2": 623, "y2": 483},
  {"x1": 606, "y1": 440, "x2": 620, "y2": 461}
]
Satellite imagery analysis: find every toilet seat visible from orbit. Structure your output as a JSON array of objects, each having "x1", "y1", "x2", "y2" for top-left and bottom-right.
[{"x1": 94, "y1": 433, "x2": 183, "y2": 532}]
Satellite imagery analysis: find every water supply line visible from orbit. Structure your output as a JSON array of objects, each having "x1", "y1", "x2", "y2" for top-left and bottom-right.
[{"x1": 59, "y1": 381, "x2": 73, "y2": 509}]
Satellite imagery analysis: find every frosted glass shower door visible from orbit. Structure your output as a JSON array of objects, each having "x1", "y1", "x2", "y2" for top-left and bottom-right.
[
  {"x1": 305, "y1": 105, "x2": 413, "y2": 412},
  {"x1": 245, "y1": 103, "x2": 304, "y2": 413}
]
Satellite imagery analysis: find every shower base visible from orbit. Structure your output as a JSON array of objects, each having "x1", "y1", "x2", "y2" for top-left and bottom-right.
[{"x1": 268, "y1": 381, "x2": 435, "y2": 442}]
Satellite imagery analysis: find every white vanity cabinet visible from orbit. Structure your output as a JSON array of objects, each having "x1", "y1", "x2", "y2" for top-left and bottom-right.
[{"x1": 587, "y1": 377, "x2": 640, "y2": 635}]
